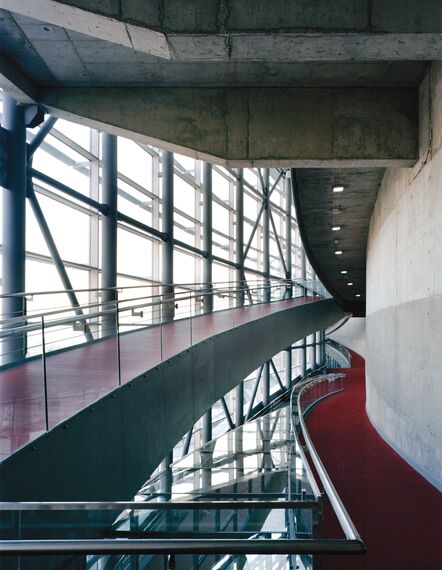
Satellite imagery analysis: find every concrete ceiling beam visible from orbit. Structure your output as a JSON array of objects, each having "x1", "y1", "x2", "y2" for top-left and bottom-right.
[
  {"x1": 0, "y1": 52, "x2": 37, "y2": 103},
  {"x1": 38, "y1": 86, "x2": 418, "y2": 167},
  {"x1": 2, "y1": 1, "x2": 442, "y2": 61}
]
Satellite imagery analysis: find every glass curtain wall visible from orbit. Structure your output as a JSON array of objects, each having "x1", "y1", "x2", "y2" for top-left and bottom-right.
[{"x1": 0, "y1": 95, "x2": 318, "y2": 461}]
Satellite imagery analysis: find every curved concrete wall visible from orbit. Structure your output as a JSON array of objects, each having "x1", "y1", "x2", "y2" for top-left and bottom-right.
[
  {"x1": 366, "y1": 63, "x2": 442, "y2": 490},
  {"x1": 329, "y1": 317, "x2": 366, "y2": 360},
  {"x1": 0, "y1": 298, "x2": 344, "y2": 500}
]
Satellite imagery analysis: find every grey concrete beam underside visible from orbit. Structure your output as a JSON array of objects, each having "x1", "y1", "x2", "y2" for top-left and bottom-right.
[
  {"x1": 39, "y1": 87, "x2": 418, "y2": 167},
  {"x1": 0, "y1": 298, "x2": 344, "y2": 501},
  {"x1": 3, "y1": 0, "x2": 442, "y2": 61}
]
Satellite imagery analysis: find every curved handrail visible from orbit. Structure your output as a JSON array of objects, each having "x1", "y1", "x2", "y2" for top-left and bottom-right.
[
  {"x1": 293, "y1": 375, "x2": 364, "y2": 545},
  {"x1": 326, "y1": 338, "x2": 352, "y2": 367}
]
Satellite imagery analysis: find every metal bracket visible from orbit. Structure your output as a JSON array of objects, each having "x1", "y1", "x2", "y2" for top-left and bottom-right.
[
  {"x1": 24, "y1": 105, "x2": 45, "y2": 129},
  {"x1": 73, "y1": 321, "x2": 88, "y2": 333}
]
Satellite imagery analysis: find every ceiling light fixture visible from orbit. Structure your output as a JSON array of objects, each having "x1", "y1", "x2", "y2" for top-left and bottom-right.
[
  {"x1": 332, "y1": 226, "x2": 341, "y2": 231},
  {"x1": 356, "y1": 293, "x2": 361, "y2": 297},
  {"x1": 335, "y1": 250, "x2": 343, "y2": 255},
  {"x1": 340, "y1": 270, "x2": 348, "y2": 274},
  {"x1": 347, "y1": 282, "x2": 353, "y2": 286},
  {"x1": 333, "y1": 185, "x2": 344, "y2": 192}
]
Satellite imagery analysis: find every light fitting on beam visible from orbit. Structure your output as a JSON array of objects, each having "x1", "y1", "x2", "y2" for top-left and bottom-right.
[
  {"x1": 347, "y1": 282, "x2": 353, "y2": 286},
  {"x1": 356, "y1": 294, "x2": 361, "y2": 297},
  {"x1": 332, "y1": 226, "x2": 341, "y2": 231},
  {"x1": 333, "y1": 185, "x2": 344, "y2": 192},
  {"x1": 340, "y1": 270, "x2": 348, "y2": 274},
  {"x1": 335, "y1": 250, "x2": 343, "y2": 255}
]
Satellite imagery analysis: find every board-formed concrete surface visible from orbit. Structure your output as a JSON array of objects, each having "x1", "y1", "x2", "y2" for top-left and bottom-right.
[
  {"x1": 366, "y1": 62, "x2": 442, "y2": 490},
  {"x1": 2, "y1": 2, "x2": 439, "y2": 164}
]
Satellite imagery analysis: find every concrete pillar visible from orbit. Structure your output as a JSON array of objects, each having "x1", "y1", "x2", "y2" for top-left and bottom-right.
[{"x1": 1, "y1": 95, "x2": 26, "y2": 364}]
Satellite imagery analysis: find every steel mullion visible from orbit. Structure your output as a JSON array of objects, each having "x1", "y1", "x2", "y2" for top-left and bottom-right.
[
  {"x1": 245, "y1": 365, "x2": 264, "y2": 420},
  {"x1": 269, "y1": 208, "x2": 288, "y2": 276},
  {"x1": 269, "y1": 359, "x2": 285, "y2": 391},
  {"x1": 220, "y1": 397, "x2": 235, "y2": 430}
]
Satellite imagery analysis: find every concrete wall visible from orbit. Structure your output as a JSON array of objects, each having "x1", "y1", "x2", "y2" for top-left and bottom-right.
[
  {"x1": 366, "y1": 62, "x2": 442, "y2": 490},
  {"x1": 329, "y1": 317, "x2": 366, "y2": 359}
]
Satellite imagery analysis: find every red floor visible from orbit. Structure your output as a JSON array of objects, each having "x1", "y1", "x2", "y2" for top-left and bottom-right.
[
  {"x1": 0, "y1": 296, "x2": 315, "y2": 462},
  {"x1": 307, "y1": 351, "x2": 442, "y2": 570}
]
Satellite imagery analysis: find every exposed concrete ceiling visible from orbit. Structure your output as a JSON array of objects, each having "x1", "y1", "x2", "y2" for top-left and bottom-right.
[
  {"x1": 292, "y1": 168, "x2": 385, "y2": 315},
  {"x1": 0, "y1": 1, "x2": 440, "y2": 315}
]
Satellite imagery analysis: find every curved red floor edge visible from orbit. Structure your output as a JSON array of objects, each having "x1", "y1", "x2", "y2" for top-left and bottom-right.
[{"x1": 307, "y1": 350, "x2": 442, "y2": 570}]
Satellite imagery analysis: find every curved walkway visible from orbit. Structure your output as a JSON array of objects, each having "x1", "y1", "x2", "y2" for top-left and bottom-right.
[
  {"x1": 0, "y1": 297, "x2": 317, "y2": 462},
  {"x1": 307, "y1": 351, "x2": 442, "y2": 570}
]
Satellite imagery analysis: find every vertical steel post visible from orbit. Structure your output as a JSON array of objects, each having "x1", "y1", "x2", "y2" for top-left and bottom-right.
[
  {"x1": 1, "y1": 95, "x2": 26, "y2": 364},
  {"x1": 202, "y1": 162, "x2": 213, "y2": 440},
  {"x1": 202, "y1": 162, "x2": 213, "y2": 313},
  {"x1": 263, "y1": 361, "x2": 270, "y2": 407},
  {"x1": 101, "y1": 133, "x2": 118, "y2": 337},
  {"x1": 202, "y1": 411, "x2": 212, "y2": 446},
  {"x1": 235, "y1": 169, "x2": 244, "y2": 308},
  {"x1": 285, "y1": 175, "x2": 292, "y2": 298},
  {"x1": 161, "y1": 151, "x2": 174, "y2": 322},
  {"x1": 235, "y1": 169, "x2": 244, "y2": 426},
  {"x1": 284, "y1": 174, "x2": 293, "y2": 389},
  {"x1": 263, "y1": 169, "x2": 270, "y2": 303},
  {"x1": 301, "y1": 248, "x2": 307, "y2": 374},
  {"x1": 315, "y1": 331, "x2": 321, "y2": 368}
]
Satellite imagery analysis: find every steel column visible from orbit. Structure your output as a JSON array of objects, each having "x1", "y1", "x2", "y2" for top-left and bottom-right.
[
  {"x1": 101, "y1": 133, "x2": 118, "y2": 337},
  {"x1": 161, "y1": 151, "x2": 174, "y2": 322},
  {"x1": 202, "y1": 162, "x2": 213, "y2": 439},
  {"x1": 262, "y1": 169, "x2": 270, "y2": 303},
  {"x1": 263, "y1": 361, "x2": 270, "y2": 407},
  {"x1": 202, "y1": 162, "x2": 213, "y2": 313},
  {"x1": 284, "y1": 174, "x2": 293, "y2": 389},
  {"x1": 285, "y1": 175, "x2": 292, "y2": 298},
  {"x1": 1, "y1": 95, "x2": 27, "y2": 364},
  {"x1": 234, "y1": 169, "x2": 244, "y2": 426},
  {"x1": 301, "y1": 247, "x2": 307, "y2": 372},
  {"x1": 202, "y1": 409, "x2": 212, "y2": 446}
]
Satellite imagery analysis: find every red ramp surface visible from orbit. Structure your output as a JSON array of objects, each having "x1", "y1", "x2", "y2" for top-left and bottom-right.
[{"x1": 307, "y1": 351, "x2": 442, "y2": 570}]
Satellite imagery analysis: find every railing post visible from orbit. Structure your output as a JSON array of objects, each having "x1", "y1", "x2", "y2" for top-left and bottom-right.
[{"x1": 1, "y1": 94, "x2": 26, "y2": 365}]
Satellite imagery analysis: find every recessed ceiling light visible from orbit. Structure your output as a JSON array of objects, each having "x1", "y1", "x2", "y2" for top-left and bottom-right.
[
  {"x1": 356, "y1": 294, "x2": 361, "y2": 297},
  {"x1": 333, "y1": 185, "x2": 344, "y2": 193},
  {"x1": 335, "y1": 250, "x2": 343, "y2": 255},
  {"x1": 332, "y1": 226, "x2": 341, "y2": 231},
  {"x1": 347, "y1": 282, "x2": 353, "y2": 286},
  {"x1": 340, "y1": 270, "x2": 348, "y2": 274}
]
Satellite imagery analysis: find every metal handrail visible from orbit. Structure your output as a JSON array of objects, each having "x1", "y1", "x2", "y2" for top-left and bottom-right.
[
  {"x1": 0, "y1": 374, "x2": 366, "y2": 557},
  {"x1": 295, "y1": 375, "x2": 364, "y2": 545},
  {"x1": 0, "y1": 279, "x2": 322, "y2": 333},
  {"x1": 0, "y1": 277, "x2": 308, "y2": 299},
  {"x1": 326, "y1": 338, "x2": 352, "y2": 367},
  {"x1": 0, "y1": 282, "x2": 299, "y2": 333}
]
